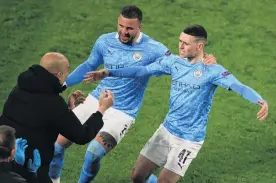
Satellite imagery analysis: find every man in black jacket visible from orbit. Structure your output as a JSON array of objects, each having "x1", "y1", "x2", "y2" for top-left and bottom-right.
[{"x1": 0, "y1": 52, "x2": 114, "y2": 183}]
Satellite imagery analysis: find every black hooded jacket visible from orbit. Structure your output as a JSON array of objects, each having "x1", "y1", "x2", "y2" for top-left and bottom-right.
[
  {"x1": 0, "y1": 161, "x2": 37, "y2": 183},
  {"x1": 0, "y1": 65, "x2": 103, "y2": 182}
]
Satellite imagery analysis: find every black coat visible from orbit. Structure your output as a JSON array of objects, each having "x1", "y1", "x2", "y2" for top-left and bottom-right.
[
  {"x1": 0, "y1": 161, "x2": 36, "y2": 183},
  {"x1": 0, "y1": 65, "x2": 104, "y2": 182}
]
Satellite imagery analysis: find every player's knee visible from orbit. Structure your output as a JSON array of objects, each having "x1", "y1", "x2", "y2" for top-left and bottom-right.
[{"x1": 56, "y1": 135, "x2": 73, "y2": 148}]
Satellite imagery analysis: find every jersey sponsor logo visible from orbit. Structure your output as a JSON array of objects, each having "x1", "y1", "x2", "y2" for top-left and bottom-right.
[
  {"x1": 222, "y1": 71, "x2": 231, "y2": 77},
  {"x1": 165, "y1": 50, "x2": 171, "y2": 56},
  {"x1": 172, "y1": 81, "x2": 200, "y2": 92},
  {"x1": 105, "y1": 64, "x2": 125, "y2": 69},
  {"x1": 193, "y1": 69, "x2": 203, "y2": 78},
  {"x1": 132, "y1": 52, "x2": 143, "y2": 61}
]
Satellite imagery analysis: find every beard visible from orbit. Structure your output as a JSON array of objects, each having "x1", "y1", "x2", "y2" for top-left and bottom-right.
[{"x1": 119, "y1": 31, "x2": 136, "y2": 45}]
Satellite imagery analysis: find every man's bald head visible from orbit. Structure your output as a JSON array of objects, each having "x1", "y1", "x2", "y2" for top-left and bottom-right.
[
  {"x1": 40, "y1": 52, "x2": 70, "y2": 84},
  {"x1": 40, "y1": 52, "x2": 69, "y2": 73}
]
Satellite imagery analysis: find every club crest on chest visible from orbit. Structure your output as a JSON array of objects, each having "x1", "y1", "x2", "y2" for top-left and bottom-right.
[
  {"x1": 132, "y1": 52, "x2": 142, "y2": 61},
  {"x1": 193, "y1": 69, "x2": 203, "y2": 78}
]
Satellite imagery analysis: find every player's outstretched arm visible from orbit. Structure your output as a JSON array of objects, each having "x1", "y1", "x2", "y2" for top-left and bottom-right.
[
  {"x1": 65, "y1": 38, "x2": 104, "y2": 87},
  {"x1": 65, "y1": 60, "x2": 102, "y2": 87},
  {"x1": 83, "y1": 56, "x2": 174, "y2": 82},
  {"x1": 84, "y1": 66, "x2": 161, "y2": 82},
  {"x1": 211, "y1": 66, "x2": 268, "y2": 121},
  {"x1": 83, "y1": 66, "x2": 149, "y2": 82},
  {"x1": 83, "y1": 69, "x2": 109, "y2": 83},
  {"x1": 108, "y1": 66, "x2": 154, "y2": 77},
  {"x1": 229, "y1": 83, "x2": 268, "y2": 121},
  {"x1": 109, "y1": 66, "x2": 150, "y2": 77}
]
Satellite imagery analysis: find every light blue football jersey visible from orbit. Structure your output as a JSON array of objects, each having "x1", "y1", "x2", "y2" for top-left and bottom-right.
[
  {"x1": 146, "y1": 55, "x2": 240, "y2": 141},
  {"x1": 66, "y1": 32, "x2": 169, "y2": 118}
]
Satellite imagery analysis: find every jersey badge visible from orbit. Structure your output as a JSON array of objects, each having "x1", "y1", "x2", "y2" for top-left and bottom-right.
[
  {"x1": 132, "y1": 52, "x2": 143, "y2": 61},
  {"x1": 194, "y1": 69, "x2": 203, "y2": 78}
]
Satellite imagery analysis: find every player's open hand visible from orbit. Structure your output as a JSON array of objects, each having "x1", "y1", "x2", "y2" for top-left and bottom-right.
[
  {"x1": 68, "y1": 90, "x2": 86, "y2": 109},
  {"x1": 203, "y1": 53, "x2": 217, "y2": 65},
  {"x1": 257, "y1": 100, "x2": 268, "y2": 121},
  {"x1": 84, "y1": 69, "x2": 109, "y2": 83},
  {"x1": 98, "y1": 89, "x2": 114, "y2": 114}
]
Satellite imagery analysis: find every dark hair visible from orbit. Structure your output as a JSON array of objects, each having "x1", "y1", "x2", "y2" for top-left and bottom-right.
[
  {"x1": 121, "y1": 5, "x2": 143, "y2": 22},
  {"x1": 183, "y1": 24, "x2": 207, "y2": 40},
  {"x1": 0, "y1": 125, "x2": 16, "y2": 158}
]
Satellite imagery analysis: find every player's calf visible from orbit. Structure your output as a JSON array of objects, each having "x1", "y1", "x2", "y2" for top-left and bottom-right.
[
  {"x1": 49, "y1": 142, "x2": 66, "y2": 179},
  {"x1": 49, "y1": 135, "x2": 73, "y2": 180},
  {"x1": 78, "y1": 132, "x2": 116, "y2": 183},
  {"x1": 78, "y1": 140, "x2": 104, "y2": 183}
]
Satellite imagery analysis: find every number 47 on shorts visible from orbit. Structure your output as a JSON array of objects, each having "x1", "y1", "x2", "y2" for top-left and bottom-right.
[{"x1": 177, "y1": 149, "x2": 191, "y2": 170}]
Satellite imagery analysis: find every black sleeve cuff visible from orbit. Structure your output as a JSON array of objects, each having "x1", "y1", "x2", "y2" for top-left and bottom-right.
[{"x1": 95, "y1": 111, "x2": 103, "y2": 117}]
